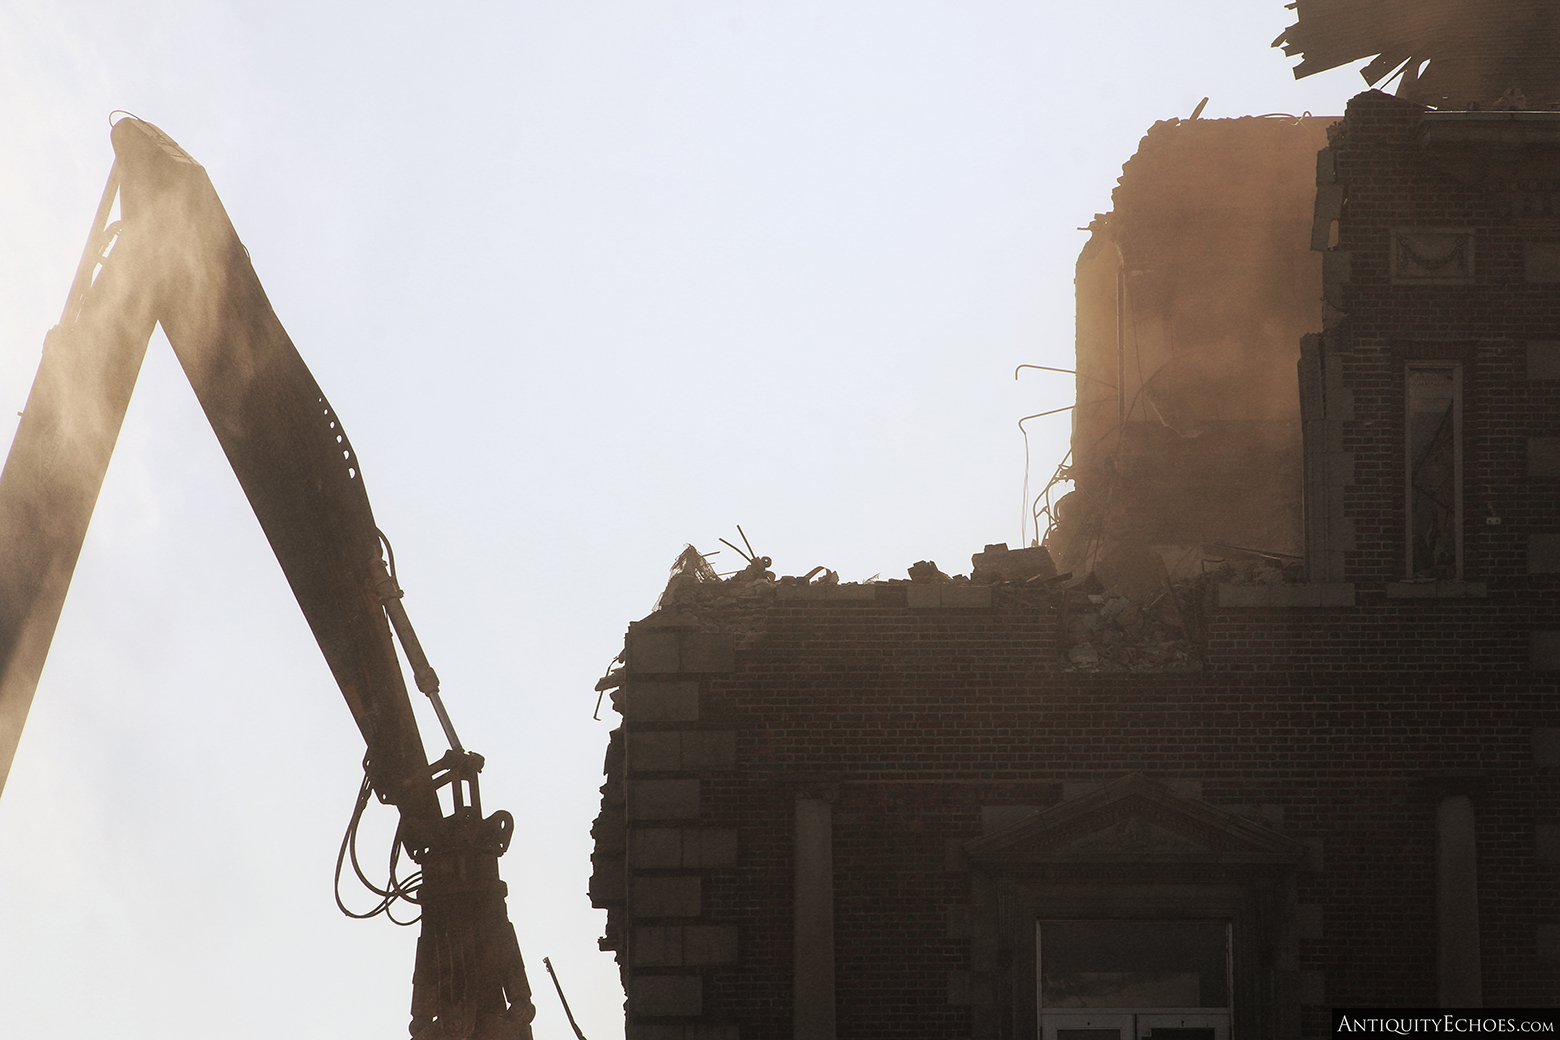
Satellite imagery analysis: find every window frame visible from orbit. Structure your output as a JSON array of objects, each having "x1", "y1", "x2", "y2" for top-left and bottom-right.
[
  {"x1": 1036, "y1": 919, "x2": 1233, "y2": 1040},
  {"x1": 985, "y1": 881, "x2": 1270, "y2": 1039},
  {"x1": 1404, "y1": 360, "x2": 1464, "y2": 580}
]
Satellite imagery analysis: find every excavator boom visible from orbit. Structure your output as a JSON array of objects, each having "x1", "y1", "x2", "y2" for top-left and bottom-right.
[{"x1": 0, "y1": 117, "x2": 533, "y2": 1039}]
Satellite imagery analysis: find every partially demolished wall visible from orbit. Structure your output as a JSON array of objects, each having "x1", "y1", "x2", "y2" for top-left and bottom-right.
[{"x1": 1051, "y1": 115, "x2": 1330, "y2": 588}]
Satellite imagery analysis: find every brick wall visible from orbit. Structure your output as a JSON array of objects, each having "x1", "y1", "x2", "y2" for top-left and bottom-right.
[
  {"x1": 1313, "y1": 91, "x2": 1560, "y2": 605},
  {"x1": 594, "y1": 585, "x2": 1559, "y2": 1039}
]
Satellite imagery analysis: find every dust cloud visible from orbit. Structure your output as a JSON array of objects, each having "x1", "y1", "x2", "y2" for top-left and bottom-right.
[{"x1": 1049, "y1": 114, "x2": 1330, "y2": 587}]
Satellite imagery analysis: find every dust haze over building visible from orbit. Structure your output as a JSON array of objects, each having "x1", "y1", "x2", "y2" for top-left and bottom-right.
[
  {"x1": 590, "y1": 5, "x2": 1560, "y2": 1038},
  {"x1": 1053, "y1": 113, "x2": 1328, "y2": 593}
]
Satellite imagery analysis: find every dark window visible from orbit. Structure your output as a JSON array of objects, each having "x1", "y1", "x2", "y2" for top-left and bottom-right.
[{"x1": 1406, "y1": 364, "x2": 1462, "y2": 578}]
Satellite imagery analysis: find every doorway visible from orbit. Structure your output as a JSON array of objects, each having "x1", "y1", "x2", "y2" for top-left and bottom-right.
[{"x1": 1037, "y1": 921, "x2": 1231, "y2": 1040}]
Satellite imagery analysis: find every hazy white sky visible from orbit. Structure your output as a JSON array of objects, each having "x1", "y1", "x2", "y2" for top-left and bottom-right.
[{"x1": 0, "y1": 4, "x2": 1373, "y2": 1037}]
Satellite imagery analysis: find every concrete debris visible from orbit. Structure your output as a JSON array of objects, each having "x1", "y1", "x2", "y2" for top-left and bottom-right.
[
  {"x1": 778, "y1": 567, "x2": 838, "y2": 587},
  {"x1": 1067, "y1": 644, "x2": 1100, "y2": 667},
  {"x1": 1061, "y1": 570, "x2": 1103, "y2": 595},
  {"x1": 640, "y1": 541, "x2": 1276, "y2": 676},
  {"x1": 655, "y1": 543, "x2": 846, "y2": 613},
  {"x1": 908, "y1": 560, "x2": 952, "y2": 584},
  {"x1": 654, "y1": 544, "x2": 722, "y2": 611},
  {"x1": 651, "y1": 542, "x2": 1299, "y2": 675},
  {"x1": 1059, "y1": 554, "x2": 1307, "y2": 672},
  {"x1": 1201, "y1": 556, "x2": 1304, "y2": 586},
  {"x1": 970, "y1": 543, "x2": 1057, "y2": 585}
]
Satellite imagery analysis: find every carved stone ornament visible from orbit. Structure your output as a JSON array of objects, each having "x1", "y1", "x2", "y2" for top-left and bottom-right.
[
  {"x1": 1391, "y1": 229, "x2": 1475, "y2": 282},
  {"x1": 963, "y1": 773, "x2": 1307, "y2": 872}
]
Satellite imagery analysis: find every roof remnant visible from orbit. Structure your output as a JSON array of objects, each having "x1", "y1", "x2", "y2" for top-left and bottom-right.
[{"x1": 1276, "y1": 0, "x2": 1560, "y2": 107}]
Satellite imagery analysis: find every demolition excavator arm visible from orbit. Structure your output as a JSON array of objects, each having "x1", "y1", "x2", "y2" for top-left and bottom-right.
[{"x1": 0, "y1": 116, "x2": 534, "y2": 1040}]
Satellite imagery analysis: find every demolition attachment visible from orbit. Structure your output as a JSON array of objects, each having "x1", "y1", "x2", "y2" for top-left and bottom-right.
[
  {"x1": 358, "y1": 554, "x2": 536, "y2": 1039},
  {"x1": 406, "y1": 750, "x2": 535, "y2": 1040}
]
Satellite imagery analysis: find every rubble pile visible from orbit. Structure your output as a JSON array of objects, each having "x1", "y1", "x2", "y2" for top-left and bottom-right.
[
  {"x1": 649, "y1": 541, "x2": 1302, "y2": 675},
  {"x1": 1062, "y1": 588, "x2": 1199, "y2": 672},
  {"x1": 650, "y1": 543, "x2": 844, "y2": 623},
  {"x1": 1059, "y1": 553, "x2": 1304, "y2": 672},
  {"x1": 1194, "y1": 555, "x2": 1304, "y2": 588},
  {"x1": 655, "y1": 567, "x2": 782, "y2": 610}
]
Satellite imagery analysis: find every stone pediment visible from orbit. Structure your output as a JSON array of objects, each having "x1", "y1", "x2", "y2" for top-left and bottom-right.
[{"x1": 965, "y1": 774, "x2": 1306, "y2": 867}]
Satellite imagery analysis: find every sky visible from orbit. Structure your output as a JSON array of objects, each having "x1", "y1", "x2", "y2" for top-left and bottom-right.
[{"x1": 0, "y1": 4, "x2": 1375, "y2": 1038}]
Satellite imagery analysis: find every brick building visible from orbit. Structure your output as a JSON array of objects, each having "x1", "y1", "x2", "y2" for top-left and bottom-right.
[{"x1": 589, "y1": 90, "x2": 1560, "y2": 1040}]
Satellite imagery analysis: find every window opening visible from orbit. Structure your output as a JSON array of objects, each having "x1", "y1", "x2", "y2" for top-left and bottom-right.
[
  {"x1": 1038, "y1": 921, "x2": 1230, "y2": 1040},
  {"x1": 1406, "y1": 364, "x2": 1462, "y2": 579}
]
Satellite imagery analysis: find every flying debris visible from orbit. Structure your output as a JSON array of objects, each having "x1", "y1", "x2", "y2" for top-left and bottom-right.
[{"x1": 1276, "y1": 0, "x2": 1560, "y2": 107}]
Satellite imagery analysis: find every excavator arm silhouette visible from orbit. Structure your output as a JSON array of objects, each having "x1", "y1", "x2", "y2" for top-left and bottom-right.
[{"x1": 0, "y1": 116, "x2": 534, "y2": 1040}]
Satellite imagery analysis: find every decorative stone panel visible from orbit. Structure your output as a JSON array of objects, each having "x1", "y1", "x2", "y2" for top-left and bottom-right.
[
  {"x1": 629, "y1": 779, "x2": 700, "y2": 820},
  {"x1": 632, "y1": 926, "x2": 738, "y2": 966},
  {"x1": 630, "y1": 975, "x2": 703, "y2": 1017},
  {"x1": 620, "y1": 681, "x2": 700, "y2": 723},
  {"x1": 630, "y1": 876, "x2": 702, "y2": 918},
  {"x1": 1391, "y1": 229, "x2": 1474, "y2": 282},
  {"x1": 629, "y1": 731, "x2": 736, "y2": 772},
  {"x1": 626, "y1": 631, "x2": 735, "y2": 674},
  {"x1": 629, "y1": 828, "x2": 737, "y2": 869}
]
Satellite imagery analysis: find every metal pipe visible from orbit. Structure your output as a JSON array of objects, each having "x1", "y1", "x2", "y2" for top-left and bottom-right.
[
  {"x1": 1116, "y1": 265, "x2": 1126, "y2": 431},
  {"x1": 369, "y1": 556, "x2": 463, "y2": 753},
  {"x1": 543, "y1": 958, "x2": 590, "y2": 1040}
]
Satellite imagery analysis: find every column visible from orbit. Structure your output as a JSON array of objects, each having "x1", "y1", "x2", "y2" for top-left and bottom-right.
[
  {"x1": 794, "y1": 798, "x2": 836, "y2": 1040},
  {"x1": 1436, "y1": 789, "x2": 1482, "y2": 1005}
]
